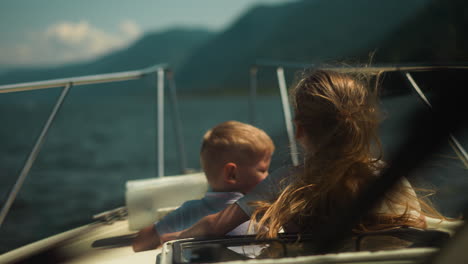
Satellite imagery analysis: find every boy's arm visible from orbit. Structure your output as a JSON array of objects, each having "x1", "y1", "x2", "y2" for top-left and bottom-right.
[
  {"x1": 160, "y1": 203, "x2": 249, "y2": 244},
  {"x1": 132, "y1": 225, "x2": 161, "y2": 252}
]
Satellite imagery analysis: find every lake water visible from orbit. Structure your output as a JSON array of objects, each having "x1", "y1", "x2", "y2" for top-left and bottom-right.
[{"x1": 0, "y1": 91, "x2": 466, "y2": 253}]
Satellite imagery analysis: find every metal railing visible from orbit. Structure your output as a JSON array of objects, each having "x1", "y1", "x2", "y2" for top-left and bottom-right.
[
  {"x1": 249, "y1": 62, "x2": 468, "y2": 168},
  {"x1": 0, "y1": 63, "x2": 187, "y2": 228}
]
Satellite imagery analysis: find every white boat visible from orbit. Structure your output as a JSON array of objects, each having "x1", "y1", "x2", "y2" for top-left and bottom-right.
[{"x1": 0, "y1": 63, "x2": 467, "y2": 264}]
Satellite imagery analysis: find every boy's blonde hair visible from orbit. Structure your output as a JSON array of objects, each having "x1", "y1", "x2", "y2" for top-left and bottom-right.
[{"x1": 200, "y1": 121, "x2": 274, "y2": 183}]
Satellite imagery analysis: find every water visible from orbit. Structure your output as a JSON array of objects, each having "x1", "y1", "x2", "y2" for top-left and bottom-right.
[{"x1": 0, "y1": 92, "x2": 466, "y2": 253}]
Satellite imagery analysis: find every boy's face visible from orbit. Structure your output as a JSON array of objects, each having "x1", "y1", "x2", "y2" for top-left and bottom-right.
[{"x1": 236, "y1": 152, "x2": 272, "y2": 194}]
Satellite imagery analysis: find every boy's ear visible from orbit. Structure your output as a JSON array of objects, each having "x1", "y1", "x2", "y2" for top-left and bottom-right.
[{"x1": 223, "y1": 162, "x2": 238, "y2": 184}]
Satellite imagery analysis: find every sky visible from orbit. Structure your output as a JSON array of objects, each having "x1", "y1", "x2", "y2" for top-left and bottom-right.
[{"x1": 0, "y1": 0, "x2": 295, "y2": 68}]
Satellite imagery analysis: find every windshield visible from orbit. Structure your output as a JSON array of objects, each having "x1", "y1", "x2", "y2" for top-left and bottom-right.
[{"x1": 171, "y1": 229, "x2": 449, "y2": 264}]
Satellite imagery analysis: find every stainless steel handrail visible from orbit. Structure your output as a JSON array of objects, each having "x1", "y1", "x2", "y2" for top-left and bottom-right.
[
  {"x1": 249, "y1": 63, "x2": 468, "y2": 167},
  {"x1": 0, "y1": 83, "x2": 72, "y2": 228},
  {"x1": 0, "y1": 63, "x2": 168, "y2": 93},
  {"x1": 157, "y1": 68, "x2": 166, "y2": 178},
  {"x1": 0, "y1": 63, "x2": 187, "y2": 228},
  {"x1": 247, "y1": 65, "x2": 301, "y2": 166},
  {"x1": 277, "y1": 67, "x2": 299, "y2": 166}
]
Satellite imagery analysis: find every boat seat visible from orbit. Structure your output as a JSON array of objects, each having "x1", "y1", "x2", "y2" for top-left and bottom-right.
[{"x1": 125, "y1": 172, "x2": 208, "y2": 230}]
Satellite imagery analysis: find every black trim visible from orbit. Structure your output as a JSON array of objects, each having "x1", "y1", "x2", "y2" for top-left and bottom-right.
[{"x1": 171, "y1": 228, "x2": 450, "y2": 264}]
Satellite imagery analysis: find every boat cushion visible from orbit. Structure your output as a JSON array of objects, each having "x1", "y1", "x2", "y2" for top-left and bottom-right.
[{"x1": 125, "y1": 172, "x2": 208, "y2": 230}]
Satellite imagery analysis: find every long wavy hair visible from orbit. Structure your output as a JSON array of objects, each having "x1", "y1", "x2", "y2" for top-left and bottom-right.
[{"x1": 251, "y1": 69, "x2": 436, "y2": 239}]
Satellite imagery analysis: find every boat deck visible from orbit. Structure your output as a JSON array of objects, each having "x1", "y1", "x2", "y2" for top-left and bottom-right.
[{"x1": 0, "y1": 218, "x2": 160, "y2": 264}]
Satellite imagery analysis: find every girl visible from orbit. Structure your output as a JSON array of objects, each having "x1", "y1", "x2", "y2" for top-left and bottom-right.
[{"x1": 161, "y1": 69, "x2": 431, "y2": 243}]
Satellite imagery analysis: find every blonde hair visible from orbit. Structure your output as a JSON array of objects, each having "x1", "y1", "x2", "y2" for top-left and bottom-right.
[
  {"x1": 251, "y1": 70, "x2": 440, "y2": 238},
  {"x1": 200, "y1": 121, "x2": 274, "y2": 183}
]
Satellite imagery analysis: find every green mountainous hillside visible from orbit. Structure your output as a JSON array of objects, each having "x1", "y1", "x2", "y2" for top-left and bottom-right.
[
  {"x1": 369, "y1": 0, "x2": 468, "y2": 63},
  {"x1": 0, "y1": 0, "x2": 466, "y2": 94},
  {"x1": 176, "y1": 0, "x2": 430, "y2": 92}
]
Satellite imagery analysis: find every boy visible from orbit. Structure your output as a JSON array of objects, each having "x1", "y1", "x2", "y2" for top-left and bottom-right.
[{"x1": 132, "y1": 121, "x2": 274, "y2": 252}]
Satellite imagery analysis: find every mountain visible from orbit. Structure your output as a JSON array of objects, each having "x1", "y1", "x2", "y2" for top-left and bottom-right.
[
  {"x1": 175, "y1": 0, "x2": 430, "y2": 92},
  {"x1": 0, "y1": 28, "x2": 214, "y2": 85},
  {"x1": 82, "y1": 28, "x2": 214, "y2": 73},
  {"x1": 1, "y1": 0, "x2": 466, "y2": 95},
  {"x1": 368, "y1": 0, "x2": 468, "y2": 63}
]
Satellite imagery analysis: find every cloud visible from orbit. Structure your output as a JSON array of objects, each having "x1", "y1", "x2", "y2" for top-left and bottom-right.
[
  {"x1": 119, "y1": 20, "x2": 142, "y2": 39},
  {"x1": 46, "y1": 21, "x2": 95, "y2": 45},
  {"x1": 0, "y1": 20, "x2": 142, "y2": 66}
]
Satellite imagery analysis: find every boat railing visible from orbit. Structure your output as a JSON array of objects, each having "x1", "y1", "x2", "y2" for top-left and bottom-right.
[
  {"x1": 0, "y1": 63, "x2": 187, "y2": 228},
  {"x1": 248, "y1": 61, "x2": 468, "y2": 168}
]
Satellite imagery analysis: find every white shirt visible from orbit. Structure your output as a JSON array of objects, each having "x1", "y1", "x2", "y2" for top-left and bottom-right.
[{"x1": 156, "y1": 191, "x2": 250, "y2": 235}]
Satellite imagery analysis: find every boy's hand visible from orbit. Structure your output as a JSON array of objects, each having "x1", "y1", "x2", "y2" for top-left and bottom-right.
[{"x1": 132, "y1": 225, "x2": 161, "y2": 252}]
